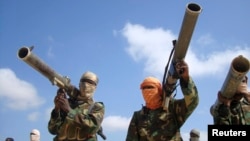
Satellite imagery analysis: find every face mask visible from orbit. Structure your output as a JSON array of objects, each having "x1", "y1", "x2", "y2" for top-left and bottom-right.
[
  {"x1": 142, "y1": 87, "x2": 162, "y2": 109},
  {"x1": 30, "y1": 129, "x2": 40, "y2": 141},
  {"x1": 236, "y1": 82, "x2": 248, "y2": 95},
  {"x1": 79, "y1": 82, "x2": 96, "y2": 99},
  {"x1": 30, "y1": 135, "x2": 40, "y2": 141},
  {"x1": 190, "y1": 137, "x2": 199, "y2": 141}
]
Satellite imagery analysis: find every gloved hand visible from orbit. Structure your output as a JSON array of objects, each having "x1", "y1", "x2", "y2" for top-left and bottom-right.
[
  {"x1": 175, "y1": 60, "x2": 189, "y2": 82},
  {"x1": 218, "y1": 103, "x2": 230, "y2": 117}
]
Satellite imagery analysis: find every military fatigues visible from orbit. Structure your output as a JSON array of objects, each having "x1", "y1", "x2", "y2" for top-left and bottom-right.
[
  {"x1": 48, "y1": 99, "x2": 105, "y2": 141},
  {"x1": 213, "y1": 97, "x2": 250, "y2": 125},
  {"x1": 126, "y1": 77, "x2": 199, "y2": 141}
]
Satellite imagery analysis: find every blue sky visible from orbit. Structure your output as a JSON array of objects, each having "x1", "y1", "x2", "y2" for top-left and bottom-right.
[{"x1": 0, "y1": 0, "x2": 250, "y2": 141}]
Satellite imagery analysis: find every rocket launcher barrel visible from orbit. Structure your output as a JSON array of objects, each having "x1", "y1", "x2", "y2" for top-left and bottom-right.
[
  {"x1": 17, "y1": 46, "x2": 78, "y2": 97},
  {"x1": 162, "y1": 3, "x2": 202, "y2": 110},
  {"x1": 210, "y1": 55, "x2": 250, "y2": 116}
]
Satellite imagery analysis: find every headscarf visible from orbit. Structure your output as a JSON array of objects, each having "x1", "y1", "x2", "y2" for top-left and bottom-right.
[
  {"x1": 140, "y1": 77, "x2": 162, "y2": 110},
  {"x1": 236, "y1": 76, "x2": 248, "y2": 95},
  {"x1": 189, "y1": 129, "x2": 200, "y2": 141},
  {"x1": 30, "y1": 129, "x2": 40, "y2": 141},
  {"x1": 5, "y1": 138, "x2": 14, "y2": 141},
  {"x1": 79, "y1": 71, "x2": 98, "y2": 100}
]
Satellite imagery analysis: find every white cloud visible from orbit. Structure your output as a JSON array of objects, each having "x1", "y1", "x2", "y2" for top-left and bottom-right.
[
  {"x1": 0, "y1": 68, "x2": 45, "y2": 110},
  {"x1": 186, "y1": 48, "x2": 250, "y2": 77},
  {"x1": 102, "y1": 115, "x2": 208, "y2": 141},
  {"x1": 121, "y1": 22, "x2": 250, "y2": 78},
  {"x1": 122, "y1": 22, "x2": 175, "y2": 78},
  {"x1": 102, "y1": 115, "x2": 131, "y2": 132},
  {"x1": 197, "y1": 33, "x2": 215, "y2": 46},
  {"x1": 27, "y1": 112, "x2": 40, "y2": 121}
]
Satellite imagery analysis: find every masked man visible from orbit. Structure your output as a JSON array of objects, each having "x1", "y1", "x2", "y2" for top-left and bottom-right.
[
  {"x1": 30, "y1": 129, "x2": 40, "y2": 141},
  {"x1": 126, "y1": 60, "x2": 199, "y2": 141},
  {"x1": 212, "y1": 75, "x2": 250, "y2": 125},
  {"x1": 5, "y1": 138, "x2": 14, "y2": 141},
  {"x1": 48, "y1": 71, "x2": 105, "y2": 141},
  {"x1": 189, "y1": 129, "x2": 200, "y2": 141}
]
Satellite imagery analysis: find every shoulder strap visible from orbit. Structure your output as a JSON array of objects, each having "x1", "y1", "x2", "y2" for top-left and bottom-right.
[
  {"x1": 88, "y1": 102, "x2": 96, "y2": 114},
  {"x1": 88, "y1": 102, "x2": 107, "y2": 140}
]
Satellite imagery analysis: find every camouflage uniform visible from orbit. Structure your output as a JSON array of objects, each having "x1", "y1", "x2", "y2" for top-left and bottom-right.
[
  {"x1": 213, "y1": 96, "x2": 250, "y2": 125},
  {"x1": 126, "y1": 77, "x2": 199, "y2": 141},
  {"x1": 48, "y1": 99, "x2": 105, "y2": 141}
]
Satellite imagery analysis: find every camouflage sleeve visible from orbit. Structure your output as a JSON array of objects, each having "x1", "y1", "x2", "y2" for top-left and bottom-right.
[
  {"x1": 213, "y1": 104, "x2": 231, "y2": 125},
  {"x1": 174, "y1": 77, "x2": 199, "y2": 127},
  {"x1": 66, "y1": 102, "x2": 105, "y2": 135},
  {"x1": 181, "y1": 77, "x2": 199, "y2": 109},
  {"x1": 126, "y1": 112, "x2": 139, "y2": 141},
  {"x1": 213, "y1": 116, "x2": 231, "y2": 125},
  {"x1": 48, "y1": 109, "x2": 65, "y2": 135}
]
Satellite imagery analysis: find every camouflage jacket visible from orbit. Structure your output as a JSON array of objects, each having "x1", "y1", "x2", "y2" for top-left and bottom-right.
[
  {"x1": 126, "y1": 77, "x2": 199, "y2": 141},
  {"x1": 213, "y1": 97, "x2": 250, "y2": 125},
  {"x1": 48, "y1": 99, "x2": 105, "y2": 141}
]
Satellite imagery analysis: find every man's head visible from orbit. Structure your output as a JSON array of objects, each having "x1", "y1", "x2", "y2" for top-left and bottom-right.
[
  {"x1": 30, "y1": 129, "x2": 40, "y2": 141},
  {"x1": 235, "y1": 76, "x2": 249, "y2": 100},
  {"x1": 78, "y1": 71, "x2": 98, "y2": 100},
  {"x1": 140, "y1": 76, "x2": 162, "y2": 109},
  {"x1": 189, "y1": 129, "x2": 200, "y2": 141},
  {"x1": 5, "y1": 138, "x2": 14, "y2": 141}
]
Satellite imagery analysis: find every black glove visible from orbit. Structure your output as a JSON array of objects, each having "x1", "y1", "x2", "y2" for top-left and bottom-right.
[
  {"x1": 218, "y1": 104, "x2": 230, "y2": 117},
  {"x1": 230, "y1": 100, "x2": 240, "y2": 115}
]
